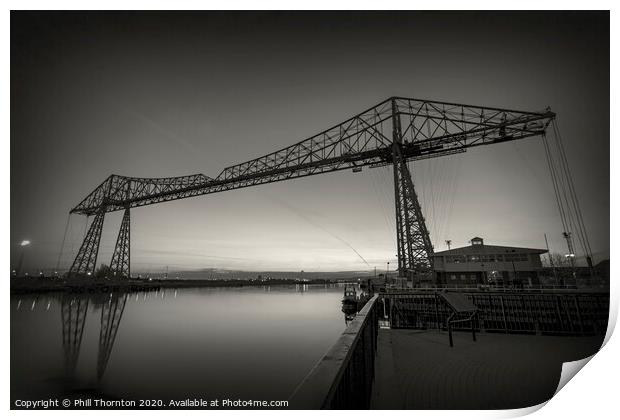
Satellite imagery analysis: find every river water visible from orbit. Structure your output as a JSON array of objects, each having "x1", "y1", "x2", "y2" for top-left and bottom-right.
[{"x1": 11, "y1": 284, "x2": 353, "y2": 405}]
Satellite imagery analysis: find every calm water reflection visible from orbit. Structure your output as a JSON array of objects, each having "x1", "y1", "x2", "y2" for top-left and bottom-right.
[{"x1": 11, "y1": 284, "x2": 353, "y2": 402}]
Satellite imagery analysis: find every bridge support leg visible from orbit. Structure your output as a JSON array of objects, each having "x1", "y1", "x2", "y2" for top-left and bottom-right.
[
  {"x1": 68, "y1": 209, "x2": 106, "y2": 277},
  {"x1": 110, "y1": 207, "x2": 131, "y2": 279},
  {"x1": 391, "y1": 99, "x2": 434, "y2": 283}
]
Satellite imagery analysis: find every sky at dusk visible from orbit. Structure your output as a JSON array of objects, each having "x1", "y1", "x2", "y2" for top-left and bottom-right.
[{"x1": 11, "y1": 11, "x2": 609, "y2": 274}]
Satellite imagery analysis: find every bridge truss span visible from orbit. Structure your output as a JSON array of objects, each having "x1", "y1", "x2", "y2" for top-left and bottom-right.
[{"x1": 67, "y1": 97, "x2": 555, "y2": 280}]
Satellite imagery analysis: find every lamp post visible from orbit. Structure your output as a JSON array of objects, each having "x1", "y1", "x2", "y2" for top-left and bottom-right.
[
  {"x1": 15, "y1": 240, "x2": 31, "y2": 277},
  {"x1": 565, "y1": 253, "x2": 576, "y2": 287}
]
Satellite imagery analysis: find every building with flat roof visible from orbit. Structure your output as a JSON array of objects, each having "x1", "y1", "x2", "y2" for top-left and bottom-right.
[{"x1": 432, "y1": 237, "x2": 548, "y2": 288}]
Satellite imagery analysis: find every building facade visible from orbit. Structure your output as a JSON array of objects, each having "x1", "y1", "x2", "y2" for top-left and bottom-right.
[{"x1": 432, "y1": 237, "x2": 547, "y2": 288}]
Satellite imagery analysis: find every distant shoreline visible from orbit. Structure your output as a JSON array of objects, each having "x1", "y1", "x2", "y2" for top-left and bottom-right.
[{"x1": 9, "y1": 277, "x2": 361, "y2": 295}]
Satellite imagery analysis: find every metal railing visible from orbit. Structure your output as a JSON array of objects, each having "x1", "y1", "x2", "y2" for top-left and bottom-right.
[
  {"x1": 447, "y1": 311, "x2": 478, "y2": 347},
  {"x1": 384, "y1": 291, "x2": 608, "y2": 335},
  {"x1": 290, "y1": 295, "x2": 379, "y2": 409},
  {"x1": 469, "y1": 292, "x2": 608, "y2": 334}
]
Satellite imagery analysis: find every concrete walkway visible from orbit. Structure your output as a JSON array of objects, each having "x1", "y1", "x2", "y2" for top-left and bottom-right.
[{"x1": 370, "y1": 329, "x2": 603, "y2": 410}]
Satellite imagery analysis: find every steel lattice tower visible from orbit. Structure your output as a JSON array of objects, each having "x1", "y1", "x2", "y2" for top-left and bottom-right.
[
  {"x1": 68, "y1": 208, "x2": 106, "y2": 277},
  {"x1": 110, "y1": 208, "x2": 131, "y2": 278},
  {"x1": 391, "y1": 98, "x2": 434, "y2": 278}
]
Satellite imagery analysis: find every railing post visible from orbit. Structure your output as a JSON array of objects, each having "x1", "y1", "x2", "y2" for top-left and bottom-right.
[
  {"x1": 448, "y1": 313, "x2": 454, "y2": 347},
  {"x1": 487, "y1": 294, "x2": 492, "y2": 332},
  {"x1": 500, "y1": 295, "x2": 508, "y2": 333},
  {"x1": 434, "y1": 292, "x2": 440, "y2": 330},
  {"x1": 555, "y1": 295, "x2": 565, "y2": 332},
  {"x1": 574, "y1": 296, "x2": 584, "y2": 334},
  {"x1": 472, "y1": 314, "x2": 477, "y2": 342}
]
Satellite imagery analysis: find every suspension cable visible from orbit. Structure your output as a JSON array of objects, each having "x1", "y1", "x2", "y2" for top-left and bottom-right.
[
  {"x1": 55, "y1": 213, "x2": 72, "y2": 273},
  {"x1": 542, "y1": 132, "x2": 569, "y2": 233},
  {"x1": 552, "y1": 120, "x2": 593, "y2": 260},
  {"x1": 542, "y1": 120, "x2": 594, "y2": 268}
]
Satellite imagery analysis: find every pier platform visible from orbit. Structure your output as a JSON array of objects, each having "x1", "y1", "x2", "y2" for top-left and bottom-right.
[{"x1": 370, "y1": 329, "x2": 603, "y2": 409}]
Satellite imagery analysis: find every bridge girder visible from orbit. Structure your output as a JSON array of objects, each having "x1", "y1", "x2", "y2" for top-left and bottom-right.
[{"x1": 70, "y1": 97, "x2": 554, "y2": 216}]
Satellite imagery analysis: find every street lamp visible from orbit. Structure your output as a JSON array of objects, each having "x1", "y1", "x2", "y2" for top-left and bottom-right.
[
  {"x1": 16, "y1": 240, "x2": 31, "y2": 277},
  {"x1": 564, "y1": 253, "x2": 577, "y2": 285}
]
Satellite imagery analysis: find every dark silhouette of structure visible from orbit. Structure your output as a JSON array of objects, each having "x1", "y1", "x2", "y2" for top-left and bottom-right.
[
  {"x1": 60, "y1": 292, "x2": 129, "y2": 380},
  {"x1": 97, "y1": 293, "x2": 128, "y2": 379},
  {"x1": 60, "y1": 295, "x2": 89, "y2": 376}
]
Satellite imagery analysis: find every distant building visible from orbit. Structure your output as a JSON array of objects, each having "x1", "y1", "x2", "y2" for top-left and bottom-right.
[{"x1": 432, "y1": 237, "x2": 547, "y2": 287}]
